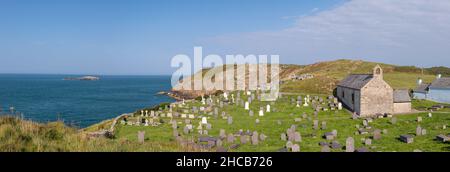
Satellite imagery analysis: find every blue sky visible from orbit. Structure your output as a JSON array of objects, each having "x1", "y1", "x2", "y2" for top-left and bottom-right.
[{"x1": 1, "y1": 0, "x2": 449, "y2": 75}]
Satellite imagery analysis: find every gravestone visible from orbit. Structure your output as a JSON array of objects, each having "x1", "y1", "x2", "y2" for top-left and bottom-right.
[
  {"x1": 291, "y1": 144, "x2": 300, "y2": 152},
  {"x1": 219, "y1": 129, "x2": 226, "y2": 139},
  {"x1": 249, "y1": 110, "x2": 254, "y2": 116},
  {"x1": 331, "y1": 141, "x2": 342, "y2": 149},
  {"x1": 172, "y1": 121, "x2": 178, "y2": 129},
  {"x1": 228, "y1": 116, "x2": 233, "y2": 125},
  {"x1": 216, "y1": 139, "x2": 223, "y2": 147},
  {"x1": 321, "y1": 121, "x2": 327, "y2": 130},
  {"x1": 313, "y1": 120, "x2": 319, "y2": 130},
  {"x1": 363, "y1": 120, "x2": 368, "y2": 127},
  {"x1": 417, "y1": 116, "x2": 422, "y2": 122},
  {"x1": 324, "y1": 132, "x2": 335, "y2": 140},
  {"x1": 240, "y1": 135, "x2": 248, "y2": 144},
  {"x1": 227, "y1": 134, "x2": 235, "y2": 143},
  {"x1": 259, "y1": 107, "x2": 264, "y2": 116},
  {"x1": 421, "y1": 129, "x2": 427, "y2": 135},
  {"x1": 332, "y1": 130, "x2": 338, "y2": 137},
  {"x1": 321, "y1": 145, "x2": 331, "y2": 152},
  {"x1": 201, "y1": 117, "x2": 208, "y2": 125},
  {"x1": 251, "y1": 131, "x2": 259, "y2": 145},
  {"x1": 390, "y1": 117, "x2": 397, "y2": 124},
  {"x1": 373, "y1": 129, "x2": 382, "y2": 140},
  {"x1": 400, "y1": 135, "x2": 414, "y2": 144},
  {"x1": 286, "y1": 141, "x2": 293, "y2": 149},
  {"x1": 255, "y1": 119, "x2": 260, "y2": 124},
  {"x1": 416, "y1": 126, "x2": 422, "y2": 136},
  {"x1": 259, "y1": 133, "x2": 267, "y2": 141},
  {"x1": 173, "y1": 130, "x2": 179, "y2": 138},
  {"x1": 364, "y1": 139, "x2": 372, "y2": 145},
  {"x1": 183, "y1": 126, "x2": 190, "y2": 134},
  {"x1": 137, "y1": 131, "x2": 145, "y2": 144},
  {"x1": 294, "y1": 132, "x2": 302, "y2": 142},
  {"x1": 281, "y1": 133, "x2": 287, "y2": 141},
  {"x1": 346, "y1": 137, "x2": 355, "y2": 152}
]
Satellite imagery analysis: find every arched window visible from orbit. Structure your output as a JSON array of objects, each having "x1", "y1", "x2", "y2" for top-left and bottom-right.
[{"x1": 376, "y1": 68, "x2": 381, "y2": 75}]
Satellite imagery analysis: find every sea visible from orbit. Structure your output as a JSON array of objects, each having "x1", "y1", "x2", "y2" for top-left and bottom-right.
[{"x1": 0, "y1": 74, "x2": 174, "y2": 128}]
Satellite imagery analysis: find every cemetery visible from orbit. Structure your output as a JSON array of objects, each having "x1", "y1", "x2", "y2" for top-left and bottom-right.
[{"x1": 112, "y1": 90, "x2": 450, "y2": 152}]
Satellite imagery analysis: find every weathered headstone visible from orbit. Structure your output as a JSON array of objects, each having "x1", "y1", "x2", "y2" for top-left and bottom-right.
[
  {"x1": 240, "y1": 135, "x2": 248, "y2": 144},
  {"x1": 400, "y1": 135, "x2": 414, "y2": 144},
  {"x1": 321, "y1": 145, "x2": 331, "y2": 152},
  {"x1": 137, "y1": 131, "x2": 145, "y2": 144},
  {"x1": 281, "y1": 133, "x2": 287, "y2": 141},
  {"x1": 373, "y1": 129, "x2": 382, "y2": 140},
  {"x1": 219, "y1": 129, "x2": 226, "y2": 139},
  {"x1": 227, "y1": 116, "x2": 233, "y2": 125},
  {"x1": 294, "y1": 132, "x2": 302, "y2": 142},
  {"x1": 364, "y1": 138, "x2": 372, "y2": 145},
  {"x1": 251, "y1": 131, "x2": 259, "y2": 145},
  {"x1": 390, "y1": 117, "x2": 397, "y2": 124},
  {"x1": 291, "y1": 144, "x2": 300, "y2": 152},
  {"x1": 417, "y1": 116, "x2": 422, "y2": 122},
  {"x1": 416, "y1": 126, "x2": 422, "y2": 136},
  {"x1": 313, "y1": 120, "x2": 319, "y2": 130},
  {"x1": 346, "y1": 137, "x2": 355, "y2": 152},
  {"x1": 227, "y1": 134, "x2": 235, "y2": 143},
  {"x1": 321, "y1": 121, "x2": 327, "y2": 130}
]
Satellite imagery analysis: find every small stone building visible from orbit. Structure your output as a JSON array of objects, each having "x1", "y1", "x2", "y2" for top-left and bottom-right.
[{"x1": 336, "y1": 65, "x2": 411, "y2": 117}]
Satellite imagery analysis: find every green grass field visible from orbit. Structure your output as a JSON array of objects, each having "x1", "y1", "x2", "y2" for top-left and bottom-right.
[{"x1": 113, "y1": 92, "x2": 450, "y2": 152}]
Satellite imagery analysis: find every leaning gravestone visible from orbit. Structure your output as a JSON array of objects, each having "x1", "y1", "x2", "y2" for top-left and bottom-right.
[{"x1": 346, "y1": 137, "x2": 355, "y2": 152}]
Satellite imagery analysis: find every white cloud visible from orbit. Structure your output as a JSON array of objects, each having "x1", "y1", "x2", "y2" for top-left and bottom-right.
[{"x1": 202, "y1": 0, "x2": 450, "y2": 67}]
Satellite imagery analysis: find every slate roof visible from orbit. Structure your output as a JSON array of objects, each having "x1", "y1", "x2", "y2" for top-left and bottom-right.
[
  {"x1": 429, "y1": 77, "x2": 450, "y2": 89},
  {"x1": 393, "y1": 90, "x2": 411, "y2": 103},
  {"x1": 413, "y1": 83, "x2": 430, "y2": 93},
  {"x1": 337, "y1": 74, "x2": 373, "y2": 90}
]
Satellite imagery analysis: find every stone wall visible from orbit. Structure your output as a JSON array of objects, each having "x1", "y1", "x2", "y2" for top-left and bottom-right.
[
  {"x1": 337, "y1": 87, "x2": 361, "y2": 113},
  {"x1": 393, "y1": 102, "x2": 412, "y2": 114},
  {"x1": 360, "y1": 78, "x2": 394, "y2": 116}
]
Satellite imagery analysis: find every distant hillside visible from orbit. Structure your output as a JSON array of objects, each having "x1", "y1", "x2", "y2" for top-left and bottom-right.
[{"x1": 171, "y1": 59, "x2": 446, "y2": 98}]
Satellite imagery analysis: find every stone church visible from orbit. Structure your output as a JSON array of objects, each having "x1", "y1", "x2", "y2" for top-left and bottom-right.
[{"x1": 336, "y1": 65, "x2": 411, "y2": 117}]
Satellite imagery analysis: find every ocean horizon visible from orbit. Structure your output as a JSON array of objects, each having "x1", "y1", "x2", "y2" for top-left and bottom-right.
[{"x1": 0, "y1": 74, "x2": 174, "y2": 128}]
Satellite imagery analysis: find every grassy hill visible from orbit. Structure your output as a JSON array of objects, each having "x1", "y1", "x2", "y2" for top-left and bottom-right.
[
  {"x1": 172, "y1": 59, "x2": 441, "y2": 97},
  {"x1": 0, "y1": 116, "x2": 202, "y2": 152}
]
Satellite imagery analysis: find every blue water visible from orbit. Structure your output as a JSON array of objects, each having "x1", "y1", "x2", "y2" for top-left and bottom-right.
[{"x1": 0, "y1": 74, "x2": 174, "y2": 128}]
